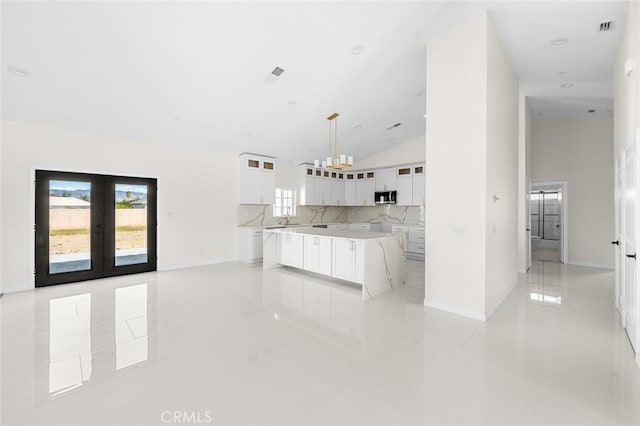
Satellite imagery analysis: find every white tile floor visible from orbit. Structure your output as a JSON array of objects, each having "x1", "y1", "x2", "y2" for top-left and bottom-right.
[{"x1": 1, "y1": 260, "x2": 639, "y2": 425}]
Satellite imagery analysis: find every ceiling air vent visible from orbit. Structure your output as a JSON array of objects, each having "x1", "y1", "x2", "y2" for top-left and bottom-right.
[
  {"x1": 385, "y1": 122, "x2": 402, "y2": 131},
  {"x1": 598, "y1": 20, "x2": 615, "y2": 32},
  {"x1": 271, "y1": 66, "x2": 285, "y2": 76}
]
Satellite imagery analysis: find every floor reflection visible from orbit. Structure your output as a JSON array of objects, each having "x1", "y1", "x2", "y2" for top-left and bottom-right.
[
  {"x1": 115, "y1": 284, "x2": 148, "y2": 370},
  {"x1": 41, "y1": 283, "x2": 155, "y2": 400},
  {"x1": 262, "y1": 269, "x2": 364, "y2": 355},
  {"x1": 528, "y1": 260, "x2": 564, "y2": 308},
  {"x1": 48, "y1": 294, "x2": 92, "y2": 395}
]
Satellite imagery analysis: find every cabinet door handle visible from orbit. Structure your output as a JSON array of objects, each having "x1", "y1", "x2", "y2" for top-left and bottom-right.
[
  {"x1": 626, "y1": 253, "x2": 636, "y2": 259},
  {"x1": 611, "y1": 240, "x2": 620, "y2": 246}
]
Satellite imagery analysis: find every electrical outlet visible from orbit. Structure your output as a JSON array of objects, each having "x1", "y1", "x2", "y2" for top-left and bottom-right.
[{"x1": 451, "y1": 225, "x2": 465, "y2": 234}]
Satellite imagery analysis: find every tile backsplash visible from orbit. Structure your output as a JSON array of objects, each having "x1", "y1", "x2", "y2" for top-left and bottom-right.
[{"x1": 238, "y1": 204, "x2": 423, "y2": 227}]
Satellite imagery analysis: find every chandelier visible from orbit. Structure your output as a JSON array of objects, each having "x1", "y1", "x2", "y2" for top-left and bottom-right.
[{"x1": 314, "y1": 112, "x2": 353, "y2": 169}]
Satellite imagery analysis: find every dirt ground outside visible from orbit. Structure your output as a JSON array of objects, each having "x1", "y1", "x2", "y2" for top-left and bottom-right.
[{"x1": 49, "y1": 228, "x2": 147, "y2": 255}]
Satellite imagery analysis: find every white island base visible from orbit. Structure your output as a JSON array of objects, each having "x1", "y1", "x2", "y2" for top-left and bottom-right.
[{"x1": 263, "y1": 227, "x2": 407, "y2": 300}]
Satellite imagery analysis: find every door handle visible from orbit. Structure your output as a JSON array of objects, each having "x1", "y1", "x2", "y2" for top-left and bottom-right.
[
  {"x1": 611, "y1": 240, "x2": 620, "y2": 246},
  {"x1": 626, "y1": 253, "x2": 636, "y2": 259},
  {"x1": 526, "y1": 228, "x2": 531, "y2": 232}
]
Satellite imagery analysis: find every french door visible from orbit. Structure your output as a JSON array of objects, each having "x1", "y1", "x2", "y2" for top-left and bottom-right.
[{"x1": 35, "y1": 170, "x2": 157, "y2": 287}]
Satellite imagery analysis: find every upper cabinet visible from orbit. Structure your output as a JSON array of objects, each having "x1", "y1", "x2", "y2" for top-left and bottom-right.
[
  {"x1": 412, "y1": 164, "x2": 425, "y2": 206},
  {"x1": 396, "y1": 166, "x2": 413, "y2": 206},
  {"x1": 375, "y1": 168, "x2": 396, "y2": 192},
  {"x1": 239, "y1": 153, "x2": 276, "y2": 204},
  {"x1": 298, "y1": 162, "x2": 424, "y2": 207}
]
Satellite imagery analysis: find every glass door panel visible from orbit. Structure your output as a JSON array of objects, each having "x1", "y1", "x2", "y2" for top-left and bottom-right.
[
  {"x1": 48, "y1": 180, "x2": 92, "y2": 274},
  {"x1": 36, "y1": 171, "x2": 157, "y2": 287},
  {"x1": 114, "y1": 183, "x2": 148, "y2": 267}
]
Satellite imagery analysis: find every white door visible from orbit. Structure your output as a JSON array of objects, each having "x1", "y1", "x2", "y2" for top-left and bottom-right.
[
  {"x1": 615, "y1": 152, "x2": 625, "y2": 315},
  {"x1": 624, "y1": 139, "x2": 638, "y2": 353},
  {"x1": 526, "y1": 176, "x2": 532, "y2": 270}
]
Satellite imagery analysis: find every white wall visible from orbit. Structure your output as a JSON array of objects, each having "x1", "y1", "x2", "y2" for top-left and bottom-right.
[
  {"x1": 531, "y1": 117, "x2": 614, "y2": 268},
  {"x1": 425, "y1": 13, "x2": 489, "y2": 319},
  {"x1": 1, "y1": 121, "x2": 239, "y2": 293},
  {"x1": 353, "y1": 135, "x2": 425, "y2": 169},
  {"x1": 425, "y1": 11, "x2": 519, "y2": 321},
  {"x1": 614, "y1": 0, "x2": 639, "y2": 155},
  {"x1": 517, "y1": 96, "x2": 532, "y2": 273},
  {"x1": 484, "y1": 20, "x2": 519, "y2": 315}
]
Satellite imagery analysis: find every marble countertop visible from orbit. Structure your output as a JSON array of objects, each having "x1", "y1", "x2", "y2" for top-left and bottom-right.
[
  {"x1": 263, "y1": 226, "x2": 395, "y2": 240},
  {"x1": 238, "y1": 222, "x2": 423, "y2": 229}
]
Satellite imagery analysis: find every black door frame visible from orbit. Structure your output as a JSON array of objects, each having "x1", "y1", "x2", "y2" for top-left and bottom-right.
[{"x1": 35, "y1": 170, "x2": 157, "y2": 287}]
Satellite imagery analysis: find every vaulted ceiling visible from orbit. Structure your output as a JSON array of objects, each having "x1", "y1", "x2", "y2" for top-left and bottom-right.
[{"x1": 1, "y1": 1, "x2": 628, "y2": 163}]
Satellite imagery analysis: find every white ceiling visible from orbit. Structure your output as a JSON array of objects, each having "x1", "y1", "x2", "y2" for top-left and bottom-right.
[{"x1": 0, "y1": 1, "x2": 629, "y2": 163}]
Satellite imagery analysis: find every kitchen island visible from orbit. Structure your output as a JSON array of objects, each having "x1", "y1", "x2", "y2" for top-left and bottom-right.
[{"x1": 263, "y1": 227, "x2": 406, "y2": 300}]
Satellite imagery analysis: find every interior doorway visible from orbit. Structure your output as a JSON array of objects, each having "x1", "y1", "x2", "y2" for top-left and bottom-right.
[
  {"x1": 530, "y1": 182, "x2": 567, "y2": 264},
  {"x1": 35, "y1": 170, "x2": 157, "y2": 287}
]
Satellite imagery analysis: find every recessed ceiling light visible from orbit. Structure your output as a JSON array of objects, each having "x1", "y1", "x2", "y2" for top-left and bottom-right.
[
  {"x1": 287, "y1": 100, "x2": 298, "y2": 107},
  {"x1": 8, "y1": 66, "x2": 30, "y2": 78},
  {"x1": 354, "y1": 124, "x2": 363, "y2": 130},
  {"x1": 550, "y1": 38, "x2": 568, "y2": 45},
  {"x1": 416, "y1": 90, "x2": 426, "y2": 97},
  {"x1": 560, "y1": 83, "x2": 574, "y2": 88},
  {"x1": 351, "y1": 45, "x2": 365, "y2": 55}
]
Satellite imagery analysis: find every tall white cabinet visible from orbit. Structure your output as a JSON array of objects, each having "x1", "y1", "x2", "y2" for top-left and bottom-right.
[{"x1": 239, "y1": 153, "x2": 276, "y2": 204}]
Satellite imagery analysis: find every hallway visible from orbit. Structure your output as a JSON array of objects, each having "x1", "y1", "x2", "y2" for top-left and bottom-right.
[{"x1": 1, "y1": 261, "x2": 639, "y2": 425}]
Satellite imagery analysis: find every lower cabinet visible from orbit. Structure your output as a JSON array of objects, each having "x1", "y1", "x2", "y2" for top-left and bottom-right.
[
  {"x1": 331, "y1": 238, "x2": 365, "y2": 284},
  {"x1": 238, "y1": 227, "x2": 264, "y2": 263},
  {"x1": 278, "y1": 233, "x2": 304, "y2": 268},
  {"x1": 303, "y1": 235, "x2": 332, "y2": 275}
]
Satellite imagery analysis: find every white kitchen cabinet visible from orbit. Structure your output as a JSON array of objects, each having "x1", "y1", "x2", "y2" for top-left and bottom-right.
[
  {"x1": 396, "y1": 166, "x2": 413, "y2": 206},
  {"x1": 327, "y1": 223, "x2": 347, "y2": 230},
  {"x1": 278, "y1": 232, "x2": 304, "y2": 268},
  {"x1": 329, "y1": 171, "x2": 345, "y2": 206},
  {"x1": 239, "y1": 154, "x2": 276, "y2": 204},
  {"x1": 332, "y1": 238, "x2": 365, "y2": 284},
  {"x1": 375, "y1": 167, "x2": 396, "y2": 191},
  {"x1": 238, "y1": 227, "x2": 264, "y2": 263},
  {"x1": 347, "y1": 223, "x2": 371, "y2": 231},
  {"x1": 355, "y1": 171, "x2": 375, "y2": 206},
  {"x1": 412, "y1": 164, "x2": 425, "y2": 206},
  {"x1": 299, "y1": 166, "x2": 315, "y2": 206},
  {"x1": 407, "y1": 226, "x2": 425, "y2": 257},
  {"x1": 317, "y1": 170, "x2": 330, "y2": 205},
  {"x1": 345, "y1": 173, "x2": 356, "y2": 206},
  {"x1": 303, "y1": 235, "x2": 332, "y2": 275}
]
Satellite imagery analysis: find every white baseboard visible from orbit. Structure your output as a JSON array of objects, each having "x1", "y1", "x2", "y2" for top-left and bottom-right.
[
  {"x1": 564, "y1": 261, "x2": 614, "y2": 270},
  {"x1": 157, "y1": 257, "x2": 237, "y2": 272},
  {"x1": 423, "y1": 299, "x2": 486, "y2": 322},
  {"x1": 485, "y1": 279, "x2": 518, "y2": 321}
]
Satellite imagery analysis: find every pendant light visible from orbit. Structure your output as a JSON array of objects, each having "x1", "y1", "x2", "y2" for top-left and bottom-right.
[{"x1": 314, "y1": 112, "x2": 353, "y2": 169}]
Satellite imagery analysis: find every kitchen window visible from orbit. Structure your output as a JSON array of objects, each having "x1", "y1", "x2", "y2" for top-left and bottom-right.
[{"x1": 273, "y1": 188, "x2": 296, "y2": 217}]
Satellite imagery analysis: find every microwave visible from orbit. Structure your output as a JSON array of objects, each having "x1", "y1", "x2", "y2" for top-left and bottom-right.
[{"x1": 374, "y1": 191, "x2": 397, "y2": 204}]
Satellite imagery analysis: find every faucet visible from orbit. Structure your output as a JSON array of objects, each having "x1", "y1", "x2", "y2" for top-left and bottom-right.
[{"x1": 284, "y1": 206, "x2": 291, "y2": 225}]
